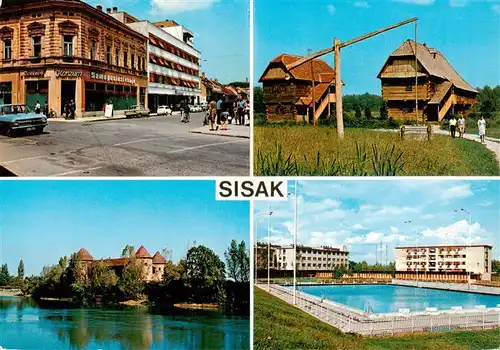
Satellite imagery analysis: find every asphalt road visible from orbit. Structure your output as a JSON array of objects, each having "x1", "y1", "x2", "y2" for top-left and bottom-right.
[{"x1": 0, "y1": 112, "x2": 249, "y2": 177}]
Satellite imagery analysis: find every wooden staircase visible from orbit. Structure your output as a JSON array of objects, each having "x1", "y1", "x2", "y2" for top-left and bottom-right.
[
  {"x1": 438, "y1": 93, "x2": 456, "y2": 121},
  {"x1": 314, "y1": 93, "x2": 336, "y2": 122}
]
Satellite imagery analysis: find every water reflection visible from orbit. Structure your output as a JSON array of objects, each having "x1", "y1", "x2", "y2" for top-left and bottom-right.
[{"x1": 0, "y1": 297, "x2": 249, "y2": 349}]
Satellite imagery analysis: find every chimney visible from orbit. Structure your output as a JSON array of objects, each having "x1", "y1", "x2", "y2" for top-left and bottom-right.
[
  {"x1": 112, "y1": 7, "x2": 118, "y2": 13},
  {"x1": 96, "y1": 5, "x2": 102, "y2": 11},
  {"x1": 106, "y1": 8, "x2": 111, "y2": 14}
]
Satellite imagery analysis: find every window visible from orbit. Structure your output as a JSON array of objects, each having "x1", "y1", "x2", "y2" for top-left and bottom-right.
[
  {"x1": 123, "y1": 51, "x2": 128, "y2": 67},
  {"x1": 3, "y1": 40, "x2": 11, "y2": 60},
  {"x1": 106, "y1": 46, "x2": 112, "y2": 64},
  {"x1": 32, "y1": 36, "x2": 41, "y2": 57},
  {"x1": 90, "y1": 41, "x2": 97, "y2": 60},
  {"x1": 63, "y1": 35, "x2": 73, "y2": 56},
  {"x1": 406, "y1": 85, "x2": 413, "y2": 92},
  {"x1": 115, "y1": 48, "x2": 119, "y2": 66},
  {"x1": 131, "y1": 54, "x2": 135, "y2": 69}
]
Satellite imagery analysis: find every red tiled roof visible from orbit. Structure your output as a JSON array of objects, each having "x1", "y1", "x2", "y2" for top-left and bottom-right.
[
  {"x1": 296, "y1": 83, "x2": 331, "y2": 105},
  {"x1": 260, "y1": 54, "x2": 335, "y2": 83},
  {"x1": 135, "y1": 245, "x2": 151, "y2": 258},
  {"x1": 102, "y1": 258, "x2": 130, "y2": 267},
  {"x1": 152, "y1": 252, "x2": 167, "y2": 264},
  {"x1": 77, "y1": 248, "x2": 94, "y2": 261}
]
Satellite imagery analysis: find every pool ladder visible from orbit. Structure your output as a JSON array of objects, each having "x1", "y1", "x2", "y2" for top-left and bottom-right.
[{"x1": 364, "y1": 301, "x2": 374, "y2": 314}]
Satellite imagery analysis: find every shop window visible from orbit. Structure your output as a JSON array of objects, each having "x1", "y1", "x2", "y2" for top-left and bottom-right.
[
  {"x1": 32, "y1": 36, "x2": 42, "y2": 57},
  {"x1": 63, "y1": 35, "x2": 74, "y2": 56},
  {"x1": 90, "y1": 41, "x2": 97, "y2": 60},
  {"x1": 106, "y1": 46, "x2": 112, "y2": 64},
  {"x1": 3, "y1": 40, "x2": 11, "y2": 60},
  {"x1": 115, "y1": 48, "x2": 120, "y2": 66}
]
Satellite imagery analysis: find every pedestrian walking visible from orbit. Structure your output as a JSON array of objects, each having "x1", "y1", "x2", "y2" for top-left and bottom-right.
[
  {"x1": 70, "y1": 100, "x2": 75, "y2": 120},
  {"x1": 449, "y1": 116, "x2": 457, "y2": 138},
  {"x1": 219, "y1": 108, "x2": 229, "y2": 131},
  {"x1": 43, "y1": 103, "x2": 48, "y2": 117},
  {"x1": 238, "y1": 98, "x2": 247, "y2": 126},
  {"x1": 182, "y1": 103, "x2": 190, "y2": 123},
  {"x1": 217, "y1": 96, "x2": 224, "y2": 125},
  {"x1": 209, "y1": 99, "x2": 217, "y2": 131},
  {"x1": 458, "y1": 114, "x2": 466, "y2": 137},
  {"x1": 478, "y1": 116, "x2": 487, "y2": 143},
  {"x1": 179, "y1": 100, "x2": 186, "y2": 122},
  {"x1": 35, "y1": 100, "x2": 41, "y2": 114},
  {"x1": 64, "y1": 102, "x2": 70, "y2": 120}
]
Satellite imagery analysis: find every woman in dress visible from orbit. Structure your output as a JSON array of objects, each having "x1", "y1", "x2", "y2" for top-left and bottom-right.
[{"x1": 478, "y1": 116, "x2": 486, "y2": 143}]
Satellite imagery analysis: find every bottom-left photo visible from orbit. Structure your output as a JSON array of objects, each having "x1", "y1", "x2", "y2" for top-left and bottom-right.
[{"x1": 0, "y1": 180, "x2": 250, "y2": 350}]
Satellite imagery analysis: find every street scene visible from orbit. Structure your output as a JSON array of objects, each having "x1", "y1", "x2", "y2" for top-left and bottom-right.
[
  {"x1": 254, "y1": 179, "x2": 500, "y2": 349},
  {"x1": 0, "y1": 0, "x2": 250, "y2": 176}
]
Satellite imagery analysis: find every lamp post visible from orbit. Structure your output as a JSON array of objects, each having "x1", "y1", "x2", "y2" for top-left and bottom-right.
[
  {"x1": 255, "y1": 209, "x2": 274, "y2": 287},
  {"x1": 405, "y1": 220, "x2": 419, "y2": 285},
  {"x1": 455, "y1": 208, "x2": 471, "y2": 283},
  {"x1": 293, "y1": 180, "x2": 298, "y2": 305},
  {"x1": 267, "y1": 204, "x2": 273, "y2": 291}
]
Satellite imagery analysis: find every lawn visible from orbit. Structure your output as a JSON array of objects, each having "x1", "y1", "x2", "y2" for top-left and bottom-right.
[
  {"x1": 254, "y1": 126, "x2": 499, "y2": 176},
  {"x1": 254, "y1": 287, "x2": 500, "y2": 350}
]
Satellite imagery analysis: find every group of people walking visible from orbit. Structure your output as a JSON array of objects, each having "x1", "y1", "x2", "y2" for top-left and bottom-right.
[
  {"x1": 449, "y1": 114, "x2": 487, "y2": 143},
  {"x1": 206, "y1": 96, "x2": 248, "y2": 131}
]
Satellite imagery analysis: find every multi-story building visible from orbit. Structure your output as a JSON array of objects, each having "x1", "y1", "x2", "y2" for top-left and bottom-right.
[
  {"x1": 0, "y1": 0, "x2": 149, "y2": 118},
  {"x1": 76, "y1": 245, "x2": 167, "y2": 283},
  {"x1": 395, "y1": 245, "x2": 492, "y2": 281},
  {"x1": 109, "y1": 11, "x2": 201, "y2": 113}
]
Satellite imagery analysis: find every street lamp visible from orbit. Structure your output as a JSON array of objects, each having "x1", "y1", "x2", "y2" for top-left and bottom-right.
[
  {"x1": 293, "y1": 180, "x2": 299, "y2": 305},
  {"x1": 455, "y1": 208, "x2": 472, "y2": 283},
  {"x1": 255, "y1": 209, "x2": 273, "y2": 288},
  {"x1": 404, "y1": 220, "x2": 419, "y2": 285}
]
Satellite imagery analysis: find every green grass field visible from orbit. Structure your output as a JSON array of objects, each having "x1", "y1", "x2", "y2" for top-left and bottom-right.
[
  {"x1": 254, "y1": 287, "x2": 500, "y2": 350},
  {"x1": 254, "y1": 126, "x2": 499, "y2": 176}
]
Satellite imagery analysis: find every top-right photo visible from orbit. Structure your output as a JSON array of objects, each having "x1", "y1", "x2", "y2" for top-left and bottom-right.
[{"x1": 253, "y1": 0, "x2": 500, "y2": 176}]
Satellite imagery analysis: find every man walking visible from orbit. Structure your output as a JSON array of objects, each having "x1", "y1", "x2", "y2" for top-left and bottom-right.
[
  {"x1": 35, "y1": 100, "x2": 41, "y2": 114},
  {"x1": 209, "y1": 99, "x2": 218, "y2": 131},
  {"x1": 217, "y1": 96, "x2": 224, "y2": 126},
  {"x1": 449, "y1": 116, "x2": 457, "y2": 138},
  {"x1": 70, "y1": 100, "x2": 76, "y2": 120},
  {"x1": 238, "y1": 98, "x2": 247, "y2": 126},
  {"x1": 458, "y1": 114, "x2": 466, "y2": 137}
]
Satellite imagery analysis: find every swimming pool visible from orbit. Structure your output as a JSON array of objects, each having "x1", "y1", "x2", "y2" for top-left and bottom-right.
[{"x1": 298, "y1": 284, "x2": 500, "y2": 314}]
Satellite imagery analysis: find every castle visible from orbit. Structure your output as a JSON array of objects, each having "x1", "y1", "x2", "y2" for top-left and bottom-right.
[{"x1": 76, "y1": 246, "x2": 167, "y2": 282}]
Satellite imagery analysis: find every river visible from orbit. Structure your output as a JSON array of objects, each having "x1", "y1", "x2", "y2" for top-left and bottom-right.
[{"x1": 0, "y1": 296, "x2": 249, "y2": 349}]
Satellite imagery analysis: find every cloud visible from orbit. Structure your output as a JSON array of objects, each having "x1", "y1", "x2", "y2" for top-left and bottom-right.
[
  {"x1": 493, "y1": 4, "x2": 500, "y2": 14},
  {"x1": 422, "y1": 220, "x2": 486, "y2": 244},
  {"x1": 345, "y1": 231, "x2": 408, "y2": 244},
  {"x1": 327, "y1": 4, "x2": 336, "y2": 14},
  {"x1": 449, "y1": 0, "x2": 467, "y2": 7},
  {"x1": 440, "y1": 184, "x2": 473, "y2": 201},
  {"x1": 478, "y1": 200, "x2": 493, "y2": 207},
  {"x1": 353, "y1": 1, "x2": 370, "y2": 7},
  {"x1": 351, "y1": 224, "x2": 366, "y2": 230},
  {"x1": 393, "y1": 0, "x2": 435, "y2": 4},
  {"x1": 150, "y1": 0, "x2": 219, "y2": 14}
]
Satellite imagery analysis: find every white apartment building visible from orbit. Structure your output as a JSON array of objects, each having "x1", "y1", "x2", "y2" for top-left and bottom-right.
[
  {"x1": 395, "y1": 245, "x2": 492, "y2": 280},
  {"x1": 109, "y1": 10, "x2": 201, "y2": 112},
  {"x1": 275, "y1": 245, "x2": 349, "y2": 271}
]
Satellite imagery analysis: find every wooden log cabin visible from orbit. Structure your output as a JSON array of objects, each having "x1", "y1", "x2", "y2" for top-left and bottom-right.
[
  {"x1": 259, "y1": 54, "x2": 337, "y2": 123},
  {"x1": 378, "y1": 39, "x2": 477, "y2": 122}
]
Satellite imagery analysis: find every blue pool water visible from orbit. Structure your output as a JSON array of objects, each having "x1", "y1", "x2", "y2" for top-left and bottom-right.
[{"x1": 298, "y1": 284, "x2": 500, "y2": 314}]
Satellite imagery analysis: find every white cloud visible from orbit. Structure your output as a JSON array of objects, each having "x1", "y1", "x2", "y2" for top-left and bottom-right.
[
  {"x1": 393, "y1": 0, "x2": 435, "y2": 4},
  {"x1": 351, "y1": 223, "x2": 366, "y2": 230},
  {"x1": 422, "y1": 220, "x2": 485, "y2": 244},
  {"x1": 346, "y1": 231, "x2": 408, "y2": 244},
  {"x1": 327, "y1": 4, "x2": 336, "y2": 14},
  {"x1": 478, "y1": 200, "x2": 493, "y2": 207},
  {"x1": 150, "y1": 0, "x2": 219, "y2": 14},
  {"x1": 493, "y1": 4, "x2": 500, "y2": 14},
  {"x1": 440, "y1": 184, "x2": 473, "y2": 201},
  {"x1": 353, "y1": 1, "x2": 370, "y2": 7},
  {"x1": 449, "y1": 0, "x2": 467, "y2": 7}
]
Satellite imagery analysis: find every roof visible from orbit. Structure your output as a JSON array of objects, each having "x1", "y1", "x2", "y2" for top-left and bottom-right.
[
  {"x1": 397, "y1": 245, "x2": 493, "y2": 249},
  {"x1": 76, "y1": 248, "x2": 94, "y2": 261},
  {"x1": 428, "y1": 81, "x2": 453, "y2": 104},
  {"x1": 135, "y1": 245, "x2": 152, "y2": 258},
  {"x1": 296, "y1": 83, "x2": 330, "y2": 105},
  {"x1": 152, "y1": 252, "x2": 167, "y2": 264},
  {"x1": 101, "y1": 258, "x2": 130, "y2": 267},
  {"x1": 379, "y1": 39, "x2": 477, "y2": 94},
  {"x1": 260, "y1": 54, "x2": 335, "y2": 83}
]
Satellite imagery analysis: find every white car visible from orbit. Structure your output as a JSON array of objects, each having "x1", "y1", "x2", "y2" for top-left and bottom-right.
[
  {"x1": 188, "y1": 105, "x2": 201, "y2": 113},
  {"x1": 157, "y1": 105, "x2": 172, "y2": 115}
]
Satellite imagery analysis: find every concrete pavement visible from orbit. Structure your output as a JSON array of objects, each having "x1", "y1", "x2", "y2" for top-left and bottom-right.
[{"x1": 0, "y1": 112, "x2": 249, "y2": 176}]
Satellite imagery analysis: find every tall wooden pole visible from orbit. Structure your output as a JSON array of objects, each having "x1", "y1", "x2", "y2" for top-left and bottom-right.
[
  {"x1": 309, "y1": 48, "x2": 316, "y2": 124},
  {"x1": 415, "y1": 20, "x2": 419, "y2": 125},
  {"x1": 334, "y1": 38, "x2": 344, "y2": 138}
]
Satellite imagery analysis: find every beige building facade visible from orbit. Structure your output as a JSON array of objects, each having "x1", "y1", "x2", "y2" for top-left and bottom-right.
[{"x1": 274, "y1": 245, "x2": 349, "y2": 271}]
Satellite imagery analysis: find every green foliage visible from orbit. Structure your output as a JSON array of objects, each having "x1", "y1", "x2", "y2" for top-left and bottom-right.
[
  {"x1": 364, "y1": 107, "x2": 372, "y2": 119},
  {"x1": 348, "y1": 261, "x2": 396, "y2": 273},
  {"x1": 379, "y1": 101, "x2": 389, "y2": 120},
  {"x1": 343, "y1": 93, "x2": 383, "y2": 113},
  {"x1": 121, "y1": 245, "x2": 135, "y2": 258},
  {"x1": 0, "y1": 264, "x2": 11, "y2": 286},
  {"x1": 227, "y1": 81, "x2": 249, "y2": 88},
  {"x1": 18, "y1": 260, "x2": 24, "y2": 280},
  {"x1": 186, "y1": 245, "x2": 226, "y2": 303},
  {"x1": 225, "y1": 240, "x2": 250, "y2": 283},
  {"x1": 318, "y1": 114, "x2": 400, "y2": 129},
  {"x1": 355, "y1": 105, "x2": 362, "y2": 119},
  {"x1": 470, "y1": 85, "x2": 500, "y2": 119},
  {"x1": 118, "y1": 259, "x2": 144, "y2": 301},
  {"x1": 254, "y1": 87, "x2": 264, "y2": 114},
  {"x1": 492, "y1": 260, "x2": 500, "y2": 275}
]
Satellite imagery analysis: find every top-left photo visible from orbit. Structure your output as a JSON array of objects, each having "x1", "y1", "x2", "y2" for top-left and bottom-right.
[{"x1": 0, "y1": 0, "x2": 250, "y2": 177}]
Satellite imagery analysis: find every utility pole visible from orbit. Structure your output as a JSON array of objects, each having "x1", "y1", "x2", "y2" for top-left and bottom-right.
[
  {"x1": 308, "y1": 48, "x2": 316, "y2": 124},
  {"x1": 293, "y1": 180, "x2": 298, "y2": 305},
  {"x1": 414, "y1": 20, "x2": 419, "y2": 125},
  {"x1": 267, "y1": 203, "x2": 271, "y2": 291}
]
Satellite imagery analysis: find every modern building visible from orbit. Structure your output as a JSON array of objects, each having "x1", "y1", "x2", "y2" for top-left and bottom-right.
[
  {"x1": 109, "y1": 11, "x2": 201, "y2": 113},
  {"x1": 0, "y1": 0, "x2": 149, "y2": 118},
  {"x1": 76, "y1": 245, "x2": 167, "y2": 283},
  {"x1": 378, "y1": 39, "x2": 478, "y2": 122},
  {"x1": 395, "y1": 245, "x2": 492, "y2": 281}
]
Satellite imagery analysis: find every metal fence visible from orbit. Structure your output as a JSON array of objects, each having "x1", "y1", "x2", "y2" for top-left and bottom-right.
[{"x1": 259, "y1": 284, "x2": 500, "y2": 336}]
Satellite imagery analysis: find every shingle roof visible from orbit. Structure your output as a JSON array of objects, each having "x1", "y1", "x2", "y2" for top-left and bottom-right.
[
  {"x1": 296, "y1": 83, "x2": 331, "y2": 105},
  {"x1": 101, "y1": 258, "x2": 130, "y2": 267},
  {"x1": 76, "y1": 248, "x2": 94, "y2": 261},
  {"x1": 152, "y1": 252, "x2": 167, "y2": 264},
  {"x1": 135, "y1": 245, "x2": 152, "y2": 258},
  {"x1": 429, "y1": 81, "x2": 453, "y2": 104},
  {"x1": 260, "y1": 54, "x2": 335, "y2": 83},
  {"x1": 379, "y1": 39, "x2": 477, "y2": 94}
]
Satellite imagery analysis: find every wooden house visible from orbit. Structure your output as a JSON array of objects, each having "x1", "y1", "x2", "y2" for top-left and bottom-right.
[
  {"x1": 259, "y1": 54, "x2": 337, "y2": 123},
  {"x1": 378, "y1": 39, "x2": 477, "y2": 122}
]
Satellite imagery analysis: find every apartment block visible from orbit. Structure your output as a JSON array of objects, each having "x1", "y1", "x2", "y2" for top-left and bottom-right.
[{"x1": 273, "y1": 245, "x2": 349, "y2": 271}]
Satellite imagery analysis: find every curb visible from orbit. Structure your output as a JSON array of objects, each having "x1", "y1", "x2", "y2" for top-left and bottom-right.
[
  {"x1": 189, "y1": 130, "x2": 250, "y2": 139},
  {"x1": 49, "y1": 116, "x2": 128, "y2": 123}
]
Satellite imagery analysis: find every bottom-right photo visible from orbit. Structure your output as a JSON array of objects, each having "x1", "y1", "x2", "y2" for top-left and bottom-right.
[{"x1": 254, "y1": 179, "x2": 500, "y2": 350}]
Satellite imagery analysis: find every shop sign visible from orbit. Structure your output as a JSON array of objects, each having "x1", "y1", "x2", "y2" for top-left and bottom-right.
[
  {"x1": 21, "y1": 70, "x2": 46, "y2": 78},
  {"x1": 56, "y1": 70, "x2": 84, "y2": 78},
  {"x1": 90, "y1": 72, "x2": 136, "y2": 85}
]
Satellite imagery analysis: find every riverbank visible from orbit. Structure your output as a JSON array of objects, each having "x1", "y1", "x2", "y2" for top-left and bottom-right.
[
  {"x1": 174, "y1": 303, "x2": 219, "y2": 310},
  {"x1": 0, "y1": 289, "x2": 22, "y2": 297},
  {"x1": 254, "y1": 287, "x2": 500, "y2": 350}
]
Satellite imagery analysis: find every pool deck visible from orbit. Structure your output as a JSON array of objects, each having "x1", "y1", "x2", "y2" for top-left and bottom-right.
[
  {"x1": 392, "y1": 280, "x2": 500, "y2": 296},
  {"x1": 258, "y1": 283, "x2": 500, "y2": 336}
]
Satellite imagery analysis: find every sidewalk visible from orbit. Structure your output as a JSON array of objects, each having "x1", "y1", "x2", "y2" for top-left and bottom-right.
[
  {"x1": 49, "y1": 115, "x2": 127, "y2": 123},
  {"x1": 190, "y1": 125, "x2": 250, "y2": 139}
]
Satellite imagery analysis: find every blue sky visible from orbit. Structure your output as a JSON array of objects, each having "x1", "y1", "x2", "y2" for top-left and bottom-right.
[
  {"x1": 85, "y1": 0, "x2": 250, "y2": 84},
  {"x1": 255, "y1": 0, "x2": 500, "y2": 93},
  {"x1": 0, "y1": 180, "x2": 249, "y2": 276},
  {"x1": 255, "y1": 180, "x2": 500, "y2": 264}
]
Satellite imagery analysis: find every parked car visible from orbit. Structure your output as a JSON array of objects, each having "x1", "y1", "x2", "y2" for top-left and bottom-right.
[
  {"x1": 157, "y1": 105, "x2": 172, "y2": 116},
  {"x1": 125, "y1": 105, "x2": 150, "y2": 118},
  {"x1": 0, "y1": 104, "x2": 47, "y2": 137}
]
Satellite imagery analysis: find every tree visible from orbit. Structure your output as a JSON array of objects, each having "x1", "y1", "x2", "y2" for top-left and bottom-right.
[
  {"x1": 254, "y1": 87, "x2": 264, "y2": 114},
  {"x1": 227, "y1": 81, "x2": 250, "y2": 88},
  {"x1": 118, "y1": 259, "x2": 144, "y2": 300},
  {"x1": 354, "y1": 105, "x2": 362, "y2": 119},
  {"x1": 0, "y1": 264, "x2": 10, "y2": 286},
  {"x1": 186, "y1": 245, "x2": 226, "y2": 303},
  {"x1": 17, "y1": 260, "x2": 24, "y2": 280},
  {"x1": 224, "y1": 240, "x2": 250, "y2": 283},
  {"x1": 364, "y1": 107, "x2": 372, "y2": 119},
  {"x1": 237, "y1": 241, "x2": 250, "y2": 283},
  {"x1": 121, "y1": 245, "x2": 135, "y2": 258},
  {"x1": 492, "y1": 260, "x2": 500, "y2": 275},
  {"x1": 379, "y1": 101, "x2": 388, "y2": 120}
]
